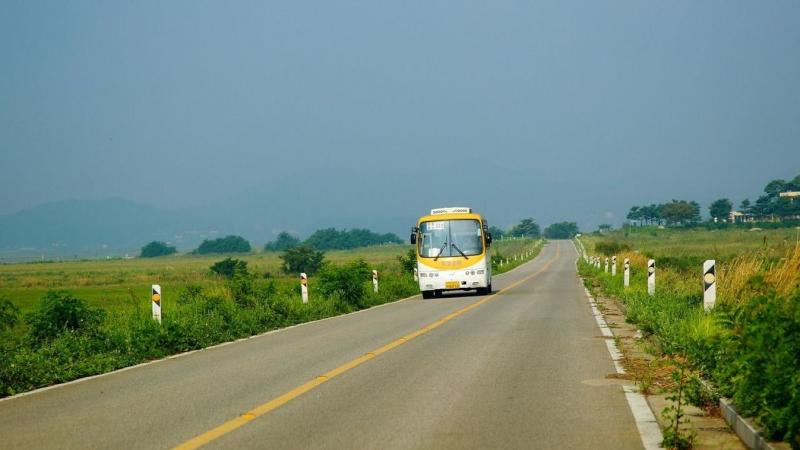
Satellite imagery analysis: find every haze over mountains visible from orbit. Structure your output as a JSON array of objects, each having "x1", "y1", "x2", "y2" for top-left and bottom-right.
[{"x1": 0, "y1": 167, "x2": 598, "y2": 258}]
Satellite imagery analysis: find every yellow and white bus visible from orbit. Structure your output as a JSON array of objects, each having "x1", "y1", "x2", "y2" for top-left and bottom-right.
[{"x1": 410, "y1": 207, "x2": 493, "y2": 299}]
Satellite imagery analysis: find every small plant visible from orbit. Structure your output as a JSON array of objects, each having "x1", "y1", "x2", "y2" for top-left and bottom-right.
[{"x1": 661, "y1": 358, "x2": 697, "y2": 450}]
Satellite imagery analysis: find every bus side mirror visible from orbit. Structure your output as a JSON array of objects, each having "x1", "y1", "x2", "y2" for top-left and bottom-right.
[
  {"x1": 410, "y1": 234, "x2": 417, "y2": 245},
  {"x1": 485, "y1": 233, "x2": 492, "y2": 246}
]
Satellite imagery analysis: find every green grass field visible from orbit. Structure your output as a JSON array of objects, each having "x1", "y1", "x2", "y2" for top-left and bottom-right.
[
  {"x1": 591, "y1": 225, "x2": 800, "y2": 261},
  {"x1": 0, "y1": 238, "x2": 541, "y2": 314},
  {"x1": 0, "y1": 245, "x2": 409, "y2": 314}
]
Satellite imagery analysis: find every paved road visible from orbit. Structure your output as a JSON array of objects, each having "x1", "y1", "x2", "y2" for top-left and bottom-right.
[{"x1": 0, "y1": 241, "x2": 643, "y2": 449}]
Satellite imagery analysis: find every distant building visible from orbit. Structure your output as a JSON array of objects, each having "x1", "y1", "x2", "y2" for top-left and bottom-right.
[{"x1": 729, "y1": 210, "x2": 754, "y2": 223}]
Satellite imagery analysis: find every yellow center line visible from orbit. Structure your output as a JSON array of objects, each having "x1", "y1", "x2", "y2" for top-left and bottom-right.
[{"x1": 174, "y1": 243, "x2": 561, "y2": 450}]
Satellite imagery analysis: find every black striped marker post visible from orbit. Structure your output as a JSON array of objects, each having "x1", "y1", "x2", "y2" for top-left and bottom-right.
[
  {"x1": 373, "y1": 270, "x2": 379, "y2": 293},
  {"x1": 703, "y1": 260, "x2": 716, "y2": 311},
  {"x1": 604, "y1": 257, "x2": 609, "y2": 273},
  {"x1": 611, "y1": 256, "x2": 617, "y2": 276},
  {"x1": 623, "y1": 258, "x2": 630, "y2": 287},
  {"x1": 151, "y1": 284, "x2": 162, "y2": 324},
  {"x1": 647, "y1": 259, "x2": 655, "y2": 296},
  {"x1": 300, "y1": 273, "x2": 308, "y2": 303}
]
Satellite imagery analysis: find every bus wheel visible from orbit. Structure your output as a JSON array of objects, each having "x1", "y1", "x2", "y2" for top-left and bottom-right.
[
  {"x1": 422, "y1": 290, "x2": 434, "y2": 299},
  {"x1": 477, "y1": 287, "x2": 489, "y2": 295}
]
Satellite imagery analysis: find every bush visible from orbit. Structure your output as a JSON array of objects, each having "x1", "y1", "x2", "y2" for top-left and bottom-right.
[
  {"x1": 594, "y1": 240, "x2": 632, "y2": 256},
  {"x1": 210, "y1": 258, "x2": 248, "y2": 278},
  {"x1": 317, "y1": 259, "x2": 371, "y2": 310},
  {"x1": 264, "y1": 232, "x2": 301, "y2": 251},
  {"x1": 25, "y1": 291, "x2": 106, "y2": 344},
  {"x1": 544, "y1": 222, "x2": 579, "y2": 239},
  {"x1": 397, "y1": 247, "x2": 417, "y2": 274},
  {"x1": 196, "y1": 235, "x2": 251, "y2": 254},
  {"x1": 139, "y1": 241, "x2": 177, "y2": 258},
  {"x1": 303, "y1": 228, "x2": 402, "y2": 250},
  {"x1": 0, "y1": 298, "x2": 19, "y2": 333},
  {"x1": 723, "y1": 291, "x2": 800, "y2": 444},
  {"x1": 280, "y1": 246, "x2": 325, "y2": 276}
]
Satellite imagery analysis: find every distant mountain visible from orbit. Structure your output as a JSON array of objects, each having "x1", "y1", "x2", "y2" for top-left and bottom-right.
[
  {"x1": 0, "y1": 166, "x2": 589, "y2": 258},
  {"x1": 0, "y1": 198, "x2": 187, "y2": 254}
]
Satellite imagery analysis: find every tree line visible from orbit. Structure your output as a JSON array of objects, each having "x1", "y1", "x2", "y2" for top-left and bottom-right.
[
  {"x1": 625, "y1": 173, "x2": 800, "y2": 227},
  {"x1": 490, "y1": 218, "x2": 579, "y2": 239},
  {"x1": 140, "y1": 228, "x2": 402, "y2": 258}
]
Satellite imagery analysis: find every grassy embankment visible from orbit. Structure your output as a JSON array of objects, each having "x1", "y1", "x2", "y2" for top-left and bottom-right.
[
  {"x1": 0, "y1": 238, "x2": 542, "y2": 397},
  {"x1": 578, "y1": 227, "x2": 800, "y2": 447}
]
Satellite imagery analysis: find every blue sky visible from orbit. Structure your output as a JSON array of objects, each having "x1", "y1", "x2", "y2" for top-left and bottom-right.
[{"x1": 1, "y1": 1, "x2": 799, "y2": 229}]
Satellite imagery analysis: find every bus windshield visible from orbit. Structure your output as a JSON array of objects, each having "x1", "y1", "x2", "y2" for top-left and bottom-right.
[{"x1": 419, "y1": 219, "x2": 483, "y2": 258}]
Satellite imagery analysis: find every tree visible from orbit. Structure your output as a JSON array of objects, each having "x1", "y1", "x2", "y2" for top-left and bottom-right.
[
  {"x1": 488, "y1": 226, "x2": 505, "y2": 239},
  {"x1": 264, "y1": 232, "x2": 300, "y2": 252},
  {"x1": 303, "y1": 228, "x2": 402, "y2": 250},
  {"x1": 544, "y1": 222, "x2": 579, "y2": 239},
  {"x1": 626, "y1": 206, "x2": 642, "y2": 225},
  {"x1": 660, "y1": 200, "x2": 701, "y2": 225},
  {"x1": 709, "y1": 198, "x2": 733, "y2": 221},
  {"x1": 739, "y1": 198, "x2": 751, "y2": 212},
  {"x1": 280, "y1": 246, "x2": 325, "y2": 276},
  {"x1": 598, "y1": 224, "x2": 612, "y2": 232},
  {"x1": 140, "y1": 241, "x2": 177, "y2": 258},
  {"x1": 508, "y1": 218, "x2": 541, "y2": 238},
  {"x1": 764, "y1": 179, "x2": 787, "y2": 196},
  {"x1": 196, "y1": 235, "x2": 251, "y2": 254},
  {"x1": 210, "y1": 258, "x2": 248, "y2": 278}
]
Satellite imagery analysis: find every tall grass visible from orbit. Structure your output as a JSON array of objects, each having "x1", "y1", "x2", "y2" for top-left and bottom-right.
[{"x1": 578, "y1": 234, "x2": 800, "y2": 446}]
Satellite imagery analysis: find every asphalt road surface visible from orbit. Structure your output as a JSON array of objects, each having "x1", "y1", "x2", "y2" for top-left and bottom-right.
[{"x1": 0, "y1": 241, "x2": 644, "y2": 449}]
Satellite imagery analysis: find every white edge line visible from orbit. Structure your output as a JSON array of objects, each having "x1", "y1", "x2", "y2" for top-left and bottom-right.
[
  {"x1": 1, "y1": 242, "x2": 548, "y2": 403},
  {"x1": 572, "y1": 240, "x2": 663, "y2": 450}
]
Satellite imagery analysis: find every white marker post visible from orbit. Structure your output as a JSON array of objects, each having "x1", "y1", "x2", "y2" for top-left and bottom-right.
[
  {"x1": 413, "y1": 267, "x2": 418, "y2": 282},
  {"x1": 647, "y1": 259, "x2": 656, "y2": 296},
  {"x1": 623, "y1": 258, "x2": 630, "y2": 287},
  {"x1": 373, "y1": 270, "x2": 379, "y2": 293},
  {"x1": 300, "y1": 273, "x2": 309, "y2": 303},
  {"x1": 611, "y1": 256, "x2": 617, "y2": 276},
  {"x1": 151, "y1": 284, "x2": 162, "y2": 324},
  {"x1": 604, "y1": 257, "x2": 609, "y2": 273},
  {"x1": 703, "y1": 260, "x2": 716, "y2": 311}
]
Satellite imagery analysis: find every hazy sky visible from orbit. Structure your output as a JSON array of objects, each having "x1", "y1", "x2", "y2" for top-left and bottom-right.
[{"x1": 2, "y1": 1, "x2": 799, "y2": 228}]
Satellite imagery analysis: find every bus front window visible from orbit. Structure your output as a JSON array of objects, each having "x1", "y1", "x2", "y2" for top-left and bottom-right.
[{"x1": 419, "y1": 220, "x2": 483, "y2": 258}]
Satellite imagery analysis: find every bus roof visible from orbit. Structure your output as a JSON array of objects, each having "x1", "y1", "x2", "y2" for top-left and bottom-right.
[{"x1": 417, "y1": 212, "x2": 484, "y2": 225}]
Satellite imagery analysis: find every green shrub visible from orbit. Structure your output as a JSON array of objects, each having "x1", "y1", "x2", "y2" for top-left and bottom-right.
[
  {"x1": 397, "y1": 248, "x2": 417, "y2": 274},
  {"x1": 210, "y1": 258, "x2": 248, "y2": 278},
  {"x1": 25, "y1": 291, "x2": 106, "y2": 344},
  {"x1": 280, "y1": 246, "x2": 325, "y2": 276},
  {"x1": 317, "y1": 259, "x2": 371, "y2": 310},
  {"x1": 264, "y1": 232, "x2": 301, "y2": 251},
  {"x1": 196, "y1": 235, "x2": 251, "y2": 254},
  {"x1": 0, "y1": 298, "x2": 19, "y2": 333},
  {"x1": 594, "y1": 240, "x2": 632, "y2": 256},
  {"x1": 723, "y1": 291, "x2": 800, "y2": 444},
  {"x1": 140, "y1": 241, "x2": 177, "y2": 258}
]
